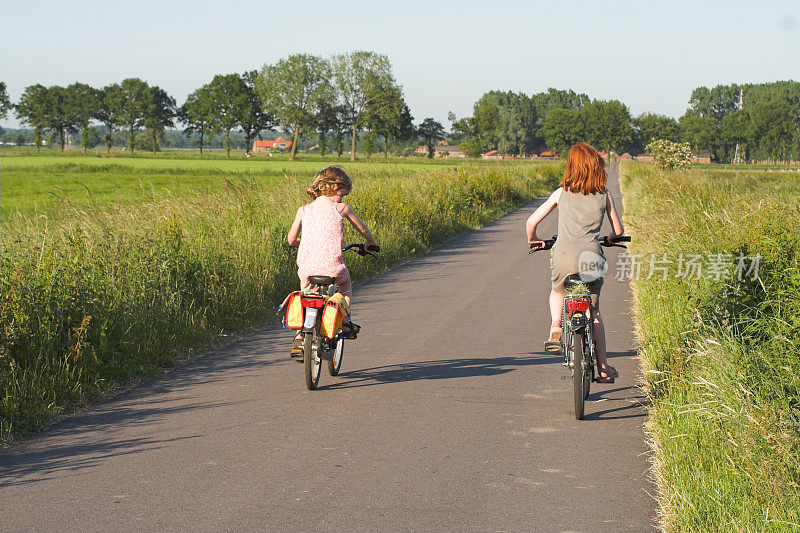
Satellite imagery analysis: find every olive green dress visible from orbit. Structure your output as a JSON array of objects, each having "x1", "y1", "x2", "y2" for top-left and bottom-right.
[{"x1": 550, "y1": 187, "x2": 607, "y2": 305}]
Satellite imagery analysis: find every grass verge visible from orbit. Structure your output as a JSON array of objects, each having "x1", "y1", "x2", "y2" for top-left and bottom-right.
[
  {"x1": 620, "y1": 161, "x2": 800, "y2": 530},
  {"x1": 1, "y1": 162, "x2": 561, "y2": 444}
]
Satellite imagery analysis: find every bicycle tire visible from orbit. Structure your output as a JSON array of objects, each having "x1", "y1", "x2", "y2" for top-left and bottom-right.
[
  {"x1": 584, "y1": 334, "x2": 593, "y2": 400},
  {"x1": 304, "y1": 334, "x2": 322, "y2": 390},
  {"x1": 328, "y1": 337, "x2": 343, "y2": 376},
  {"x1": 572, "y1": 331, "x2": 586, "y2": 420}
]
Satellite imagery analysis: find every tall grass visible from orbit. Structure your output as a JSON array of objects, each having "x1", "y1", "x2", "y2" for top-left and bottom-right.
[
  {"x1": 0, "y1": 163, "x2": 561, "y2": 444},
  {"x1": 620, "y1": 162, "x2": 800, "y2": 530}
]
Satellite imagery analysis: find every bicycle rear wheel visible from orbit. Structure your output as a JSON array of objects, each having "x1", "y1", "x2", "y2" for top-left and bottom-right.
[
  {"x1": 304, "y1": 334, "x2": 322, "y2": 390},
  {"x1": 571, "y1": 331, "x2": 587, "y2": 420}
]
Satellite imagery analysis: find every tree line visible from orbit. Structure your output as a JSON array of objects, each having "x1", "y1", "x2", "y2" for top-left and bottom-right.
[
  {"x1": 2, "y1": 51, "x2": 418, "y2": 160},
  {"x1": 449, "y1": 81, "x2": 800, "y2": 162},
  {"x1": 4, "y1": 69, "x2": 799, "y2": 162}
]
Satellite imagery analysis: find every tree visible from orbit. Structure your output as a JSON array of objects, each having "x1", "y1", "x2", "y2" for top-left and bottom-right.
[
  {"x1": 0, "y1": 82, "x2": 11, "y2": 120},
  {"x1": 118, "y1": 78, "x2": 151, "y2": 154},
  {"x1": 16, "y1": 84, "x2": 49, "y2": 152},
  {"x1": 142, "y1": 85, "x2": 176, "y2": 153},
  {"x1": 540, "y1": 108, "x2": 584, "y2": 157},
  {"x1": 67, "y1": 83, "x2": 100, "y2": 154},
  {"x1": 180, "y1": 84, "x2": 215, "y2": 154},
  {"x1": 679, "y1": 114, "x2": 716, "y2": 156},
  {"x1": 748, "y1": 101, "x2": 794, "y2": 161},
  {"x1": 313, "y1": 100, "x2": 343, "y2": 158},
  {"x1": 206, "y1": 74, "x2": 247, "y2": 158},
  {"x1": 95, "y1": 83, "x2": 125, "y2": 153},
  {"x1": 257, "y1": 53, "x2": 333, "y2": 160},
  {"x1": 417, "y1": 118, "x2": 445, "y2": 158},
  {"x1": 332, "y1": 51, "x2": 396, "y2": 161},
  {"x1": 581, "y1": 100, "x2": 632, "y2": 155},
  {"x1": 365, "y1": 84, "x2": 412, "y2": 158},
  {"x1": 459, "y1": 136, "x2": 484, "y2": 158},
  {"x1": 633, "y1": 113, "x2": 679, "y2": 152},
  {"x1": 239, "y1": 70, "x2": 273, "y2": 155},
  {"x1": 720, "y1": 109, "x2": 750, "y2": 162},
  {"x1": 43, "y1": 85, "x2": 78, "y2": 151}
]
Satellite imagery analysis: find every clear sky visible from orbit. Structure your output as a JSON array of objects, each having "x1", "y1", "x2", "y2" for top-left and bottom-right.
[{"x1": 1, "y1": 0, "x2": 798, "y2": 129}]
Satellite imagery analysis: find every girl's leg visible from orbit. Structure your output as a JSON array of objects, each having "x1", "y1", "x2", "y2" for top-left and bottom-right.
[
  {"x1": 549, "y1": 287, "x2": 565, "y2": 333},
  {"x1": 593, "y1": 309, "x2": 618, "y2": 379},
  {"x1": 336, "y1": 270, "x2": 352, "y2": 307}
]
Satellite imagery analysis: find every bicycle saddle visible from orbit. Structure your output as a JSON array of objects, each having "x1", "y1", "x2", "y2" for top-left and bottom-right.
[
  {"x1": 308, "y1": 275, "x2": 336, "y2": 286},
  {"x1": 564, "y1": 274, "x2": 603, "y2": 292}
]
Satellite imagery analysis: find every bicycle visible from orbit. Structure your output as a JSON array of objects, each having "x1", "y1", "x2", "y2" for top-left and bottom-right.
[
  {"x1": 530, "y1": 234, "x2": 631, "y2": 419},
  {"x1": 285, "y1": 243, "x2": 379, "y2": 390}
]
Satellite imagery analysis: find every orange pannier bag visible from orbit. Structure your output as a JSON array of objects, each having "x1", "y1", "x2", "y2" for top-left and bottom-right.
[
  {"x1": 319, "y1": 293, "x2": 350, "y2": 339},
  {"x1": 278, "y1": 291, "x2": 304, "y2": 329}
]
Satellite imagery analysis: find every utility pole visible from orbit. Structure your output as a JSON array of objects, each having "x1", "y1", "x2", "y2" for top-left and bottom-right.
[{"x1": 733, "y1": 88, "x2": 744, "y2": 164}]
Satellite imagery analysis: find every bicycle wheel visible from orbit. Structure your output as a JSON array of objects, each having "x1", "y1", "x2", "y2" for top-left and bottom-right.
[
  {"x1": 571, "y1": 331, "x2": 587, "y2": 420},
  {"x1": 328, "y1": 337, "x2": 343, "y2": 376},
  {"x1": 304, "y1": 334, "x2": 322, "y2": 390},
  {"x1": 584, "y1": 334, "x2": 593, "y2": 400}
]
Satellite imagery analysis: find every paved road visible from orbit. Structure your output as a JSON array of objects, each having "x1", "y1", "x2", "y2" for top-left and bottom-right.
[{"x1": 1, "y1": 165, "x2": 655, "y2": 532}]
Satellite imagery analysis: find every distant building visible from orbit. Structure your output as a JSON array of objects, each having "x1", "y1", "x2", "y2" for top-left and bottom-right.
[
  {"x1": 253, "y1": 136, "x2": 292, "y2": 153},
  {"x1": 415, "y1": 140, "x2": 466, "y2": 158},
  {"x1": 481, "y1": 150, "x2": 503, "y2": 160},
  {"x1": 538, "y1": 150, "x2": 558, "y2": 159}
]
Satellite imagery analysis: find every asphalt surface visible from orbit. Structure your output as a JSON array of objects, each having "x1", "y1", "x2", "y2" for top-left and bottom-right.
[{"x1": 0, "y1": 165, "x2": 656, "y2": 532}]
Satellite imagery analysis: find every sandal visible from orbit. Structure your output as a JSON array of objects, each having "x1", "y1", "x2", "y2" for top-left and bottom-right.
[
  {"x1": 544, "y1": 326, "x2": 563, "y2": 354},
  {"x1": 341, "y1": 321, "x2": 360, "y2": 339},
  {"x1": 290, "y1": 334, "x2": 304, "y2": 360},
  {"x1": 596, "y1": 364, "x2": 618, "y2": 383}
]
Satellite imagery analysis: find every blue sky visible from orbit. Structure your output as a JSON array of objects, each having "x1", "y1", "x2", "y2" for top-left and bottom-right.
[{"x1": 1, "y1": 0, "x2": 798, "y2": 129}]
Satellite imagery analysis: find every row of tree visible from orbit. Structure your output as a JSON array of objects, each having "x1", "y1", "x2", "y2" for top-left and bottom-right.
[
  {"x1": 3, "y1": 51, "x2": 420, "y2": 160},
  {"x1": 450, "y1": 81, "x2": 800, "y2": 162},
  {"x1": 4, "y1": 70, "x2": 799, "y2": 162}
]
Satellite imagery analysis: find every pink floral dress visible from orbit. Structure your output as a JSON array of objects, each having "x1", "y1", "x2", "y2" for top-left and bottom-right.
[{"x1": 297, "y1": 197, "x2": 349, "y2": 288}]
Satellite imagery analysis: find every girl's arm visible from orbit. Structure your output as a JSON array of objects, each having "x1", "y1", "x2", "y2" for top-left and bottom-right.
[
  {"x1": 339, "y1": 204, "x2": 377, "y2": 248},
  {"x1": 606, "y1": 192, "x2": 624, "y2": 239},
  {"x1": 287, "y1": 207, "x2": 303, "y2": 247},
  {"x1": 526, "y1": 189, "x2": 561, "y2": 244}
]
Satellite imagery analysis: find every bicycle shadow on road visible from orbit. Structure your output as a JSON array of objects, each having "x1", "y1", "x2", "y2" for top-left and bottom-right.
[{"x1": 319, "y1": 354, "x2": 563, "y2": 390}]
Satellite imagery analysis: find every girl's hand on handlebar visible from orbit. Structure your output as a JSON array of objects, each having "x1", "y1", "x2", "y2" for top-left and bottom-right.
[{"x1": 529, "y1": 240, "x2": 546, "y2": 251}]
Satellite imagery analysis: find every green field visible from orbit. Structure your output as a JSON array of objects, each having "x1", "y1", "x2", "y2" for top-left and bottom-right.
[
  {"x1": 0, "y1": 152, "x2": 562, "y2": 444},
  {"x1": 1, "y1": 149, "x2": 466, "y2": 216},
  {"x1": 620, "y1": 162, "x2": 800, "y2": 530}
]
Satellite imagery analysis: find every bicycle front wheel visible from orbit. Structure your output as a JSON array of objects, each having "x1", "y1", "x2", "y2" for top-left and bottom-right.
[
  {"x1": 304, "y1": 334, "x2": 322, "y2": 390},
  {"x1": 328, "y1": 337, "x2": 343, "y2": 376},
  {"x1": 571, "y1": 331, "x2": 587, "y2": 420}
]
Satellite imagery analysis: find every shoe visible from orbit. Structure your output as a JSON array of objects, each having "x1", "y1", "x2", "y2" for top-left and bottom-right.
[
  {"x1": 290, "y1": 335, "x2": 303, "y2": 359},
  {"x1": 341, "y1": 321, "x2": 360, "y2": 339},
  {"x1": 596, "y1": 363, "x2": 618, "y2": 383},
  {"x1": 544, "y1": 327, "x2": 562, "y2": 354}
]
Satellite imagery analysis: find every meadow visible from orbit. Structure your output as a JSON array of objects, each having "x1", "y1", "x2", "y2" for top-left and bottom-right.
[
  {"x1": 0, "y1": 150, "x2": 562, "y2": 443},
  {"x1": 1, "y1": 149, "x2": 454, "y2": 216},
  {"x1": 620, "y1": 162, "x2": 800, "y2": 530}
]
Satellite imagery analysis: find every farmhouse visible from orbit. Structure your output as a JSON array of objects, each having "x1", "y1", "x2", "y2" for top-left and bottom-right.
[
  {"x1": 252, "y1": 136, "x2": 292, "y2": 153},
  {"x1": 415, "y1": 140, "x2": 466, "y2": 158},
  {"x1": 481, "y1": 150, "x2": 503, "y2": 160}
]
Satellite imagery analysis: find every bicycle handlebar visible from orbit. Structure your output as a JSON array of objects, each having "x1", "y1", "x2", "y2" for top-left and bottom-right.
[
  {"x1": 529, "y1": 235, "x2": 631, "y2": 253},
  {"x1": 343, "y1": 243, "x2": 381, "y2": 257}
]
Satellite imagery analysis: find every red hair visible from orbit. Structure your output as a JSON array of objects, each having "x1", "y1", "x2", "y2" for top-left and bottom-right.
[{"x1": 560, "y1": 143, "x2": 607, "y2": 195}]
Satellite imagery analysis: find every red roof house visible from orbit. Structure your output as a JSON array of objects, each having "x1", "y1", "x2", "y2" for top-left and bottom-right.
[{"x1": 253, "y1": 136, "x2": 292, "y2": 153}]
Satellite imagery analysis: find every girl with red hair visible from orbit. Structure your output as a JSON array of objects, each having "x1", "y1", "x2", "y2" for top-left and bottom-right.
[{"x1": 525, "y1": 143, "x2": 624, "y2": 382}]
